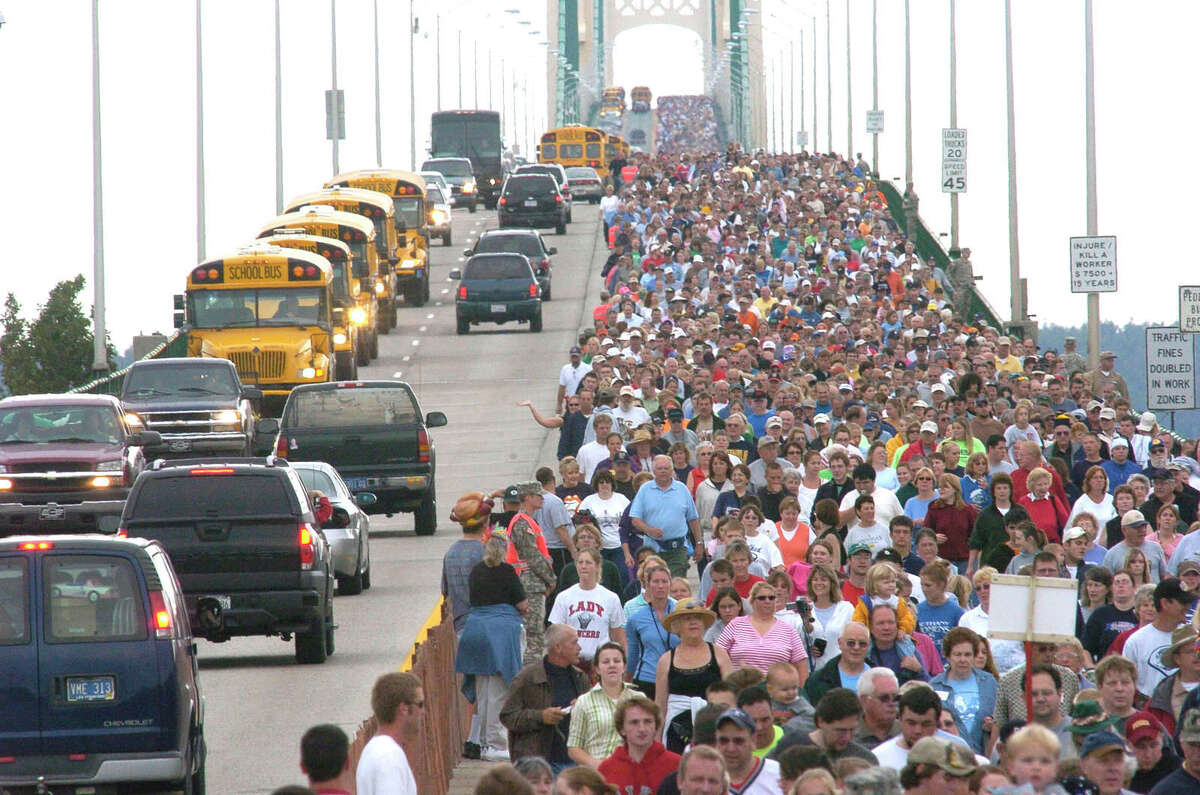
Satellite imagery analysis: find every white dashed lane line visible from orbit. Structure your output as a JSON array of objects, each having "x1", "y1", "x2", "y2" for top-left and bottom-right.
[
  {"x1": 411, "y1": 340, "x2": 420, "y2": 347},
  {"x1": 419, "y1": 326, "x2": 427, "y2": 332},
  {"x1": 426, "y1": 313, "x2": 434, "y2": 319}
]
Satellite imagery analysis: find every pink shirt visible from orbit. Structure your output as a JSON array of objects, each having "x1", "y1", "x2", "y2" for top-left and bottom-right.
[{"x1": 716, "y1": 615, "x2": 808, "y2": 673}]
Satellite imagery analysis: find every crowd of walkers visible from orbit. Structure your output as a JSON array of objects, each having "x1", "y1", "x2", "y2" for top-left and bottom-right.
[
  {"x1": 656, "y1": 96, "x2": 721, "y2": 155},
  {"x1": 290, "y1": 140, "x2": 1200, "y2": 795}
]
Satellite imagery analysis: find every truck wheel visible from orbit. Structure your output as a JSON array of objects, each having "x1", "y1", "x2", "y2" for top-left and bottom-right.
[
  {"x1": 423, "y1": 274, "x2": 431, "y2": 304},
  {"x1": 556, "y1": 221, "x2": 567, "y2": 235},
  {"x1": 334, "y1": 351, "x2": 356, "y2": 382},
  {"x1": 542, "y1": 285, "x2": 552, "y2": 301},
  {"x1": 530, "y1": 312, "x2": 543, "y2": 333},
  {"x1": 369, "y1": 331, "x2": 379, "y2": 359},
  {"x1": 456, "y1": 315, "x2": 469, "y2": 335},
  {"x1": 469, "y1": 200, "x2": 477, "y2": 214},
  {"x1": 181, "y1": 730, "x2": 206, "y2": 795},
  {"x1": 325, "y1": 611, "x2": 336, "y2": 656},
  {"x1": 443, "y1": 231, "x2": 452, "y2": 246},
  {"x1": 338, "y1": 545, "x2": 364, "y2": 595},
  {"x1": 356, "y1": 335, "x2": 371, "y2": 366},
  {"x1": 295, "y1": 615, "x2": 328, "y2": 664},
  {"x1": 414, "y1": 491, "x2": 437, "y2": 536}
]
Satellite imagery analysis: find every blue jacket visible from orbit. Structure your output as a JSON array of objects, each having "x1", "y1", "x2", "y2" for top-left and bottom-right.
[
  {"x1": 625, "y1": 600, "x2": 679, "y2": 684},
  {"x1": 928, "y1": 668, "x2": 998, "y2": 753},
  {"x1": 456, "y1": 603, "x2": 526, "y2": 699}
]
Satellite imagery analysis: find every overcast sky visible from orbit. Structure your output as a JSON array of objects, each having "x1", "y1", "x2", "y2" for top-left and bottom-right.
[{"x1": 0, "y1": 0, "x2": 1185, "y2": 351}]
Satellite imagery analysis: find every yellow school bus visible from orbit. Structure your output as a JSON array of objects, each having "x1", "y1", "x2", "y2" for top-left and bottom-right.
[
  {"x1": 283, "y1": 187, "x2": 400, "y2": 331},
  {"x1": 255, "y1": 206, "x2": 381, "y2": 362},
  {"x1": 324, "y1": 170, "x2": 431, "y2": 307},
  {"x1": 258, "y1": 232, "x2": 366, "y2": 380},
  {"x1": 539, "y1": 126, "x2": 609, "y2": 177},
  {"x1": 178, "y1": 245, "x2": 334, "y2": 410},
  {"x1": 604, "y1": 132, "x2": 630, "y2": 174}
]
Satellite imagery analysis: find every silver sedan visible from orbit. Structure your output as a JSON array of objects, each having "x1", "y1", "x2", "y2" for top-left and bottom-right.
[
  {"x1": 292, "y1": 460, "x2": 374, "y2": 596},
  {"x1": 565, "y1": 166, "x2": 605, "y2": 204}
]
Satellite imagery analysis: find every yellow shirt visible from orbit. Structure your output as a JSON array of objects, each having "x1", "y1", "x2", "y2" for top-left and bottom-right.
[{"x1": 995, "y1": 355, "x2": 1022, "y2": 373}]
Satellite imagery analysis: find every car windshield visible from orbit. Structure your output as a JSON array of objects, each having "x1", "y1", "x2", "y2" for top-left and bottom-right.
[
  {"x1": 504, "y1": 177, "x2": 555, "y2": 199},
  {"x1": 124, "y1": 365, "x2": 239, "y2": 398},
  {"x1": 426, "y1": 185, "x2": 445, "y2": 204},
  {"x1": 476, "y1": 235, "x2": 542, "y2": 258},
  {"x1": 0, "y1": 405, "x2": 121, "y2": 445},
  {"x1": 395, "y1": 196, "x2": 423, "y2": 229},
  {"x1": 187, "y1": 288, "x2": 326, "y2": 328},
  {"x1": 286, "y1": 387, "x2": 419, "y2": 429},
  {"x1": 519, "y1": 166, "x2": 563, "y2": 185},
  {"x1": 295, "y1": 467, "x2": 338, "y2": 495},
  {"x1": 465, "y1": 257, "x2": 531, "y2": 280},
  {"x1": 423, "y1": 160, "x2": 472, "y2": 177}
]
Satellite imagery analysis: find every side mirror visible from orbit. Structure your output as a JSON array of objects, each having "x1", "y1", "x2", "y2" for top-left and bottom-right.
[
  {"x1": 355, "y1": 491, "x2": 378, "y2": 507},
  {"x1": 173, "y1": 311, "x2": 185, "y2": 329},
  {"x1": 462, "y1": 249, "x2": 474, "y2": 257},
  {"x1": 352, "y1": 259, "x2": 370, "y2": 278},
  {"x1": 448, "y1": 268, "x2": 462, "y2": 280},
  {"x1": 425, "y1": 411, "x2": 448, "y2": 428},
  {"x1": 548, "y1": 247, "x2": 558, "y2": 255},
  {"x1": 127, "y1": 430, "x2": 162, "y2": 447},
  {"x1": 173, "y1": 294, "x2": 185, "y2": 311},
  {"x1": 241, "y1": 387, "x2": 264, "y2": 401},
  {"x1": 256, "y1": 417, "x2": 280, "y2": 436}
]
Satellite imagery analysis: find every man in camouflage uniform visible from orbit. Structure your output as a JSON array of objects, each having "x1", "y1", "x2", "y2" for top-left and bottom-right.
[{"x1": 503, "y1": 481, "x2": 557, "y2": 665}]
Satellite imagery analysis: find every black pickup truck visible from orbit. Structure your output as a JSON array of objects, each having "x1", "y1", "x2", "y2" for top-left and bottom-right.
[
  {"x1": 270, "y1": 380, "x2": 447, "y2": 535},
  {"x1": 120, "y1": 358, "x2": 265, "y2": 457},
  {"x1": 118, "y1": 458, "x2": 337, "y2": 663}
]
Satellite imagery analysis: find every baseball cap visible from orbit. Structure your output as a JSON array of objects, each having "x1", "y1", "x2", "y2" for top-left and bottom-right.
[
  {"x1": 569, "y1": 345, "x2": 582, "y2": 355},
  {"x1": 611, "y1": 450, "x2": 631, "y2": 464},
  {"x1": 920, "y1": 420, "x2": 939, "y2": 434},
  {"x1": 1177, "y1": 560, "x2": 1200, "y2": 576},
  {"x1": 847, "y1": 543, "x2": 872, "y2": 557},
  {"x1": 1109, "y1": 437, "x2": 1129, "y2": 449},
  {"x1": 1100, "y1": 407, "x2": 1116, "y2": 420},
  {"x1": 1062, "y1": 526, "x2": 1089, "y2": 543},
  {"x1": 619, "y1": 385, "x2": 636, "y2": 397},
  {"x1": 1180, "y1": 708, "x2": 1200, "y2": 743},
  {"x1": 813, "y1": 413, "x2": 831, "y2": 425},
  {"x1": 1146, "y1": 467, "x2": 1171, "y2": 481},
  {"x1": 757, "y1": 435, "x2": 780, "y2": 449},
  {"x1": 874, "y1": 548, "x2": 902, "y2": 566},
  {"x1": 1126, "y1": 713, "x2": 1164, "y2": 746},
  {"x1": 1121, "y1": 510, "x2": 1149, "y2": 528},
  {"x1": 502, "y1": 485, "x2": 521, "y2": 503},
  {"x1": 766, "y1": 416, "x2": 783, "y2": 429},
  {"x1": 907, "y1": 737, "x2": 976, "y2": 777},
  {"x1": 1150, "y1": 440, "x2": 1167, "y2": 452},
  {"x1": 1080, "y1": 730, "x2": 1126, "y2": 760},
  {"x1": 667, "y1": 407, "x2": 684, "y2": 420},
  {"x1": 715, "y1": 708, "x2": 756, "y2": 733},
  {"x1": 1153, "y1": 577, "x2": 1191, "y2": 605}
]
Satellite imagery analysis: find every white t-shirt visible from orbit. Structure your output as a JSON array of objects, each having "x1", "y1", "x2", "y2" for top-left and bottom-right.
[
  {"x1": 872, "y1": 735, "x2": 910, "y2": 770},
  {"x1": 578, "y1": 492, "x2": 630, "y2": 549},
  {"x1": 611, "y1": 404, "x2": 651, "y2": 439},
  {"x1": 356, "y1": 733, "x2": 417, "y2": 795},
  {"x1": 1122, "y1": 622, "x2": 1177, "y2": 697},
  {"x1": 576, "y1": 440, "x2": 611, "y2": 483},
  {"x1": 844, "y1": 522, "x2": 892, "y2": 557},
  {"x1": 548, "y1": 582, "x2": 626, "y2": 660},
  {"x1": 729, "y1": 756, "x2": 783, "y2": 795},
  {"x1": 840, "y1": 486, "x2": 905, "y2": 526},
  {"x1": 744, "y1": 531, "x2": 784, "y2": 569},
  {"x1": 559, "y1": 360, "x2": 592, "y2": 397}
]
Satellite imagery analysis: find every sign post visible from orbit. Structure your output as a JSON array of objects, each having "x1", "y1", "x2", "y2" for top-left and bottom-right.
[
  {"x1": 1145, "y1": 327, "x2": 1196, "y2": 421},
  {"x1": 1180, "y1": 286, "x2": 1200, "y2": 334},
  {"x1": 1068, "y1": 236, "x2": 1117, "y2": 293},
  {"x1": 989, "y1": 574, "x2": 1078, "y2": 723},
  {"x1": 941, "y1": 128, "x2": 966, "y2": 193}
]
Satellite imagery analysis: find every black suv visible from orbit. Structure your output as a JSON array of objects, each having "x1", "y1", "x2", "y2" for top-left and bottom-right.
[
  {"x1": 514, "y1": 163, "x2": 573, "y2": 222},
  {"x1": 119, "y1": 457, "x2": 336, "y2": 663},
  {"x1": 498, "y1": 174, "x2": 568, "y2": 235},
  {"x1": 465, "y1": 229, "x2": 557, "y2": 300},
  {"x1": 449, "y1": 254, "x2": 543, "y2": 334}
]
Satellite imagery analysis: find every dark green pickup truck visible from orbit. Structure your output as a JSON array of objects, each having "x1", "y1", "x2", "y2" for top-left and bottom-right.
[{"x1": 271, "y1": 381, "x2": 447, "y2": 535}]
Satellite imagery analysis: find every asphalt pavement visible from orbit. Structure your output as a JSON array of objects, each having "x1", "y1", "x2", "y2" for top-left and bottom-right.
[{"x1": 197, "y1": 199, "x2": 603, "y2": 794}]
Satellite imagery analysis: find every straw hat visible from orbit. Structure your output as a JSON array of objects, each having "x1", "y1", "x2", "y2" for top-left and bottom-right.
[
  {"x1": 662, "y1": 599, "x2": 717, "y2": 633},
  {"x1": 449, "y1": 491, "x2": 493, "y2": 529},
  {"x1": 1161, "y1": 624, "x2": 1199, "y2": 669}
]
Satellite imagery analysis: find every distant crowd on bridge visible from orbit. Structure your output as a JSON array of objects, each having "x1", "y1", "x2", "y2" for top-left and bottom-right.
[{"x1": 427, "y1": 118, "x2": 1200, "y2": 795}]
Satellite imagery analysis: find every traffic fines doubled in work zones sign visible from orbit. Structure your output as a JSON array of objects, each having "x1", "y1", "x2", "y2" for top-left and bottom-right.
[
  {"x1": 941, "y1": 128, "x2": 966, "y2": 193},
  {"x1": 1179, "y1": 286, "x2": 1200, "y2": 334},
  {"x1": 1069, "y1": 236, "x2": 1117, "y2": 293},
  {"x1": 866, "y1": 110, "x2": 884, "y2": 134},
  {"x1": 1145, "y1": 326, "x2": 1197, "y2": 411}
]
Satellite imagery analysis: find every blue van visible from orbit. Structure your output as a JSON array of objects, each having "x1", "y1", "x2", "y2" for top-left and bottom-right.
[{"x1": 0, "y1": 535, "x2": 205, "y2": 794}]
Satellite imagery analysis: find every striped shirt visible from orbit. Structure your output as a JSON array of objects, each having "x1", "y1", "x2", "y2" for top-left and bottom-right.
[
  {"x1": 566, "y1": 682, "x2": 641, "y2": 760},
  {"x1": 716, "y1": 615, "x2": 808, "y2": 674}
]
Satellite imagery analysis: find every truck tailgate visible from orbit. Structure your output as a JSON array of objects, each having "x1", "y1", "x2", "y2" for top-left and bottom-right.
[{"x1": 285, "y1": 425, "x2": 420, "y2": 477}]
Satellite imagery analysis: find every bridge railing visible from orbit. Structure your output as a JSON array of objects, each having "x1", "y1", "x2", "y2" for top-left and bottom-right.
[
  {"x1": 68, "y1": 331, "x2": 189, "y2": 396},
  {"x1": 876, "y1": 179, "x2": 1008, "y2": 335}
]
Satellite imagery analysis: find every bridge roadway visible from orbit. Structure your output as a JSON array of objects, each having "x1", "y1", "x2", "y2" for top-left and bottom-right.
[
  {"x1": 198, "y1": 203, "x2": 604, "y2": 794},
  {"x1": 622, "y1": 107, "x2": 656, "y2": 155}
]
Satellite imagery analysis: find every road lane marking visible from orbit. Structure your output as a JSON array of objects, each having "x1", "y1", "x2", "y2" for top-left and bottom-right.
[
  {"x1": 411, "y1": 339, "x2": 420, "y2": 346},
  {"x1": 402, "y1": 355, "x2": 411, "y2": 362},
  {"x1": 419, "y1": 326, "x2": 427, "y2": 332},
  {"x1": 426, "y1": 313, "x2": 434, "y2": 319}
]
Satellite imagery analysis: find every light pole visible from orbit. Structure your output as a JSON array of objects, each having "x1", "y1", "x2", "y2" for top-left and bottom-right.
[
  {"x1": 903, "y1": 0, "x2": 912, "y2": 189},
  {"x1": 274, "y1": 0, "x2": 283, "y2": 213},
  {"x1": 789, "y1": 41, "x2": 795, "y2": 152},
  {"x1": 196, "y1": 0, "x2": 206, "y2": 262},
  {"x1": 1004, "y1": 0, "x2": 1023, "y2": 328},
  {"x1": 330, "y1": 0, "x2": 339, "y2": 176},
  {"x1": 871, "y1": 0, "x2": 878, "y2": 174},
  {"x1": 91, "y1": 0, "x2": 107, "y2": 372},
  {"x1": 374, "y1": 0, "x2": 382, "y2": 167},
  {"x1": 812, "y1": 15, "x2": 818, "y2": 154},
  {"x1": 825, "y1": 0, "x2": 831, "y2": 154},
  {"x1": 1084, "y1": 0, "x2": 1099, "y2": 366},
  {"x1": 409, "y1": 1, "x2": 416, "y2": 168},
  {"x1": 457, "y1": 29, "x2": 463, "y2": 107},
  {"x1": 845, "y1": 0, "x2": 852, "y2": 159},
  {"x1": 949, "y1": 0, "x2": 959, "y2": 253}
]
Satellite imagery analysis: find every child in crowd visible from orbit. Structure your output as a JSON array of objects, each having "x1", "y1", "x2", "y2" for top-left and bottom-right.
[
  {"x1": 916, "y1": 561, "x2": 965, "y2": 659},
  {"x1": 765, "y1": 661, "x2": 811, "y2": 725},
  {"x1": 850, "y1": 562, "x2": 916, "y2": 633},
  {"x1": 670, "y1": 577, "x2": 692, "y2": 602},
  {"x1": 1004, "y1": 521, "x2": 1045, "y2": 575},
  {"x1": 1002, "y1": 724, "x2": 1063, "y2": 794}
]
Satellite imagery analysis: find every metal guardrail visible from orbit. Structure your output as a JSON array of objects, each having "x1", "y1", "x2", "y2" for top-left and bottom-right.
[{"x1": 68, "y1": 331, "x2": 189, "y2": 396}]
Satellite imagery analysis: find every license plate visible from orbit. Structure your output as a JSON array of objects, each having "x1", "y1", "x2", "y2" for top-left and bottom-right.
[
  {"x1": 490, "y1": 303, "x2": 506, "y2": 313},
  {"x1": 168, "y1": 439, "x2": 192, "y2": 452},
  {"x1": 66, "y1": 675, "x2": 115, "y2": 703},
  {"x1": 345, "y1": 477, "x2": 369, "y2": 491},
  {"x1": 203, "y1": 594, "x2": 232, "y2": 610},
  {"x1": 524, "y1": 198, "x2": 538, "y2": 207},
  {"x1": 39, "y1": 505, "x2": 66, "y2": 521}
]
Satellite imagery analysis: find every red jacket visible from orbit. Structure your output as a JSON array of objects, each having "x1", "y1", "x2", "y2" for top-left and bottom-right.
[
  {"x1": 923, "y1": 501, "x2": 979, "y2": 562},
  {"x1": 598, "y1": 741, "x2": 681, "y2": 795},
  {"x1": 1018, "y1": 492, "x2": 1070, "y2": 544},
  {"x1": 1011, "y1": 464, "x2": 1070, "y2": 506}
]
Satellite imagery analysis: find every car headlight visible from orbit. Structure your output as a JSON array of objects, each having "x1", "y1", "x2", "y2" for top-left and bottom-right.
[
  {"x1": 213, "y1": 409, "x2": 241, "y2": 424},
  {"x1": 375, "y1": 280, "x2": 386, "y2": 294},
  {"x1": 124, "y1": 413, "x2": 143, "y2": 427},
  {"x1": 462, "y1": 181, "x2": 476, "y2": 193},
  {"x1": 0, "y1": 464, "x2": 7, "y2": 474},
  {"x1": 96, "y1": 460, "x2": 123, "y2": 472},
  {"x1": 301, "y1": 367, "x2": 317, "y2": 379},
  {"x1": 333, "y1": 332, "x2": 347, "y2": 345},
  {"x1": 350, "y1": 307, "x2": 368, "y2": 325},
  {"x1": 0, "y1": 478, "x2": 11, "y2": 490},
  {"x1": 90, "y1": 476, "x2": 113, "y2": 488},
  {"x1": 431, "y1": 209, "x2": 449, "y2": 224}
]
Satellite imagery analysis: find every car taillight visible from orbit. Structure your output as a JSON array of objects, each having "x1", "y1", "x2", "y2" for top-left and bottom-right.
[
  {"x1": 18, "y1": 541, "x2": 53, "y2": 550},
  {"x1": 115, "y1": 526, "x2": 128, "y2": 538},
  {"x1": 498, "y1": 197, "x2": 506, "y2": 206},
  {"x1": 275, "y1": 435, "x2": 288, "y2": 458},
  {"x1": 458, "y1": 286, "x2": 468, "y2": 299},
  {"x1": 299, "y1": 523, "x2": 316, "y2": 570},
  {"x1": 555, "y1": 195, "x2": 563, "y2": 203},
  {"x1": 541, "y1": 258, "x2": 550, "y2": 271},
  {"x1": 528, "y1": 283, "x2": 538, "y2": 297},
  {"x1": 418, "y1": 429, "x2": 431, "y2": 463},
  {"x1": 148, "y1": 591, "x2": 172, "y2": 638}
]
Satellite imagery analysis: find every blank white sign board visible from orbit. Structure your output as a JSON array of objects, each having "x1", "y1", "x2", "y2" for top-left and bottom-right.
[{"x1": 987, "y1": 574, "x2": 1079, "y2": 643}]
